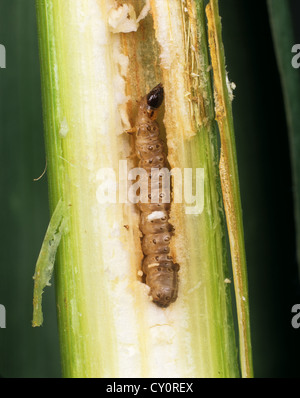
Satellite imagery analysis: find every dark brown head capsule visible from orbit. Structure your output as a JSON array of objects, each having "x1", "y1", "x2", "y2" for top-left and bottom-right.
[{"x1": 147, "y1": 83, "x2": 164, "y2": 109}]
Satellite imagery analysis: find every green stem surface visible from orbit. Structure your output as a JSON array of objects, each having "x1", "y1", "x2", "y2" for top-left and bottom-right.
[
  {"x1": 35, "y1": 0, "x2": 241, "y2": 378},
  {"x1": 206, "y1": 0, "x2": 253, "y2": 378}
]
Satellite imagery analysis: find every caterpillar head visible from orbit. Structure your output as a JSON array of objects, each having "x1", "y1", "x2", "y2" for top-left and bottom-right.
[
  {"x1": 146, "y1": 83, "x2": 164, "y2": 120},
  {"x1": 138, "y1": 83, "x2": 164, "y2": 121},
  {"x1": 147, "y1": 83, "x2": 164, "y2": 109}
]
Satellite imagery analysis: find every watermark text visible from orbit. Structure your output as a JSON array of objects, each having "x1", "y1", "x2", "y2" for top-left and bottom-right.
[
  {"x1": 291, "y1": 44, "x2": 300, "y2": 69},
  {"x1": 0, "y1": 304, "x2": 6, "y2": 328},
  {"x1": 96, "y1": 160, "x2": 204, "y2": 215}
]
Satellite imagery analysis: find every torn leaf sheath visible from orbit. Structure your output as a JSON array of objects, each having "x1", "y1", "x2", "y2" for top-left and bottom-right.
[{"x1": 32, "y1": 199, "x2": 66, "y2": 327}]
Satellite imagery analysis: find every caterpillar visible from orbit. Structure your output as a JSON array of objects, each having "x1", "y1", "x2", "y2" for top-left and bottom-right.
[{"x1": 132, "y1": 83, "x2": 179, "y2": 307}]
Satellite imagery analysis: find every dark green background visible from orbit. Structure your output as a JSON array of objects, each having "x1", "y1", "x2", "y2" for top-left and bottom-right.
[
  {"x1": 0, "y1": 0, "x2": 60, "y2": 378},
  {"x1": 0, "y1": 0, "x2": 299, "y2": 378}
]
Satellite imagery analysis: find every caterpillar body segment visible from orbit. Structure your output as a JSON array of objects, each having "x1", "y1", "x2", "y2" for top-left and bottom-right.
[{"x1": 134, "y1": 84, "x2": 179, "y2": 308}]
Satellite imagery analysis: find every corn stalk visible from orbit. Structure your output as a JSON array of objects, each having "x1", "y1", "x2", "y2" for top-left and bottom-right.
[{"x1": 33, "y1": 0, "x2": 251, "y2": 378}]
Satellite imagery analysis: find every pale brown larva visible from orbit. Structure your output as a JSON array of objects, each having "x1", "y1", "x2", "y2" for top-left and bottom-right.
[{"x1": 133, "y1": 84, "x2": 179, "y2": 307}]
